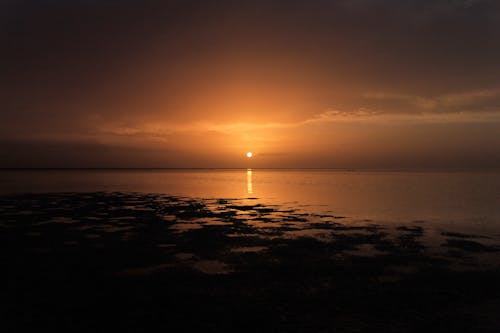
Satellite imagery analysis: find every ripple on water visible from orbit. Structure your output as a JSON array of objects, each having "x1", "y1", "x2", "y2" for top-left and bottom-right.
[
  {"x1": 169, "y1": 222, "x2": 203, "y2": 232},
  {"x1": 344, "y1": 243, "x2": 387, "y2": 257},
  {"x1": 192, "y1": 260, "x2": 231, "y2": 275},
  {"x1": 231, "y1": 246, "x2": 268, "y2": 253},
  {"x1": 175, "y1": 252, "x2": 195, "y2": 260},
  {"x1": 284, "y1": 228, "x2": 333, "y2": 242}
]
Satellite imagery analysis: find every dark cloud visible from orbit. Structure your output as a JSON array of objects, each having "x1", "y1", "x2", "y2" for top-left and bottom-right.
[{"x1": 2, "y1": 1, "x2": 500, "y2": 105}]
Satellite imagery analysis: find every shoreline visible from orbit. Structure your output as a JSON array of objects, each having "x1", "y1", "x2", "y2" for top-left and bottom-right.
[{"x1": 2, "y1": 192, "x2": 500, "y2": 332}]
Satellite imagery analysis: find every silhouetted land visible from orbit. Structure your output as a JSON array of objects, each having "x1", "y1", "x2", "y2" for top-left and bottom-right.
[{"x1": 1, "y1": 193, "x2": 500, "y2": 332}]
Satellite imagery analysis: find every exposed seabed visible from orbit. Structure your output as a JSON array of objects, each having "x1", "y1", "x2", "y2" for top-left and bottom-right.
[{"x1": 1, "y1": 192, "x2": 500, "y2": 332}]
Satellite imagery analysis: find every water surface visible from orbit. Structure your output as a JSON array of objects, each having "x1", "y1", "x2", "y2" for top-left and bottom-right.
[
  {"x1": 2, "y1": 169, "x2": 500, "y2": 331},
  {"x1": 1, "y1": 169, "x2": 499, "y2": 229}
]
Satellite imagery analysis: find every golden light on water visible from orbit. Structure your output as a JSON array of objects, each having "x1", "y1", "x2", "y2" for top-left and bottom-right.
[
  {"x1": 246, "y1": 152, "x2": 253, "y2": 158},
  {"x1": 247, "y1": 169, "x2": 253, "y2": 194}
]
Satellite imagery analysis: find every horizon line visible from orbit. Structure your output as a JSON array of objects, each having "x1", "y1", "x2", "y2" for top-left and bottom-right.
[{"x1": 1, "y1": 167, "x2": 499, "y2": 172}]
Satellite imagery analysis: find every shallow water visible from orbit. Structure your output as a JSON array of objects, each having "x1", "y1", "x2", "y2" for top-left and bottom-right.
[
  {"x1": 1, "y1": 169, "x2": 499, "y2": 232},
  {"x1": 2, "y1": 191, "x2": 498, "y2": 274},
  {"x1": 2, "y1": 180, "x2": 500, "y2": 331}
]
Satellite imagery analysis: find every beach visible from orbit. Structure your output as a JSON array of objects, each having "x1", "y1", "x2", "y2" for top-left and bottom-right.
[{"x1": 2, "y1": 176, "x2": 500, "y2": 332}]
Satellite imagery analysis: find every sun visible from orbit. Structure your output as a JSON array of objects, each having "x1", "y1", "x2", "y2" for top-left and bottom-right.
[{"x1": 246, "y1": 152, "x2": 253, "y2": 158}]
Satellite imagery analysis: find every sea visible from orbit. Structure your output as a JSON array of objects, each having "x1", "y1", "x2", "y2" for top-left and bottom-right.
[
  {"x1": 3, "y1": 169, "x2": 500, "y2": 331},
  {"x1": 1, "y1": 169, "x2": 499, "y2": 236}
]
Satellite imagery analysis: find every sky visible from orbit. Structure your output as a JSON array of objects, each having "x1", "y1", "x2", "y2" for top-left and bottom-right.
[{"x1": 1, "y1": 0, "x2": 500, "y2": 169}]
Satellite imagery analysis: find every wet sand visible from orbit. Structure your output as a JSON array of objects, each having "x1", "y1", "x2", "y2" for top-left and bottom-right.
[{"x1": 1, "y1": 192, "x2": 500, "y2": 332}]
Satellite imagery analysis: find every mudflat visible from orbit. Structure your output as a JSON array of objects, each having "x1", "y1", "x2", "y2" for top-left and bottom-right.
[{"x1": 2, "y1": 192, "x2": 500, "y2": 332}]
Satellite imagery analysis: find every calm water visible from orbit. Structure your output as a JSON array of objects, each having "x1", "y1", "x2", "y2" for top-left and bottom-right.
[
  {"x1": 1, "y1": 169, "x2": 499, "y2": 234},
  {"x1": 4, "y1": 170, "x2": 500, "y2": 331}
]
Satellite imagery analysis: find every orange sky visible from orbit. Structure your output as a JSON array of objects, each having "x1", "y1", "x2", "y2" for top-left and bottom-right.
[{"x1": 1, "y1": 0, "x2": 500, "y2": 169}]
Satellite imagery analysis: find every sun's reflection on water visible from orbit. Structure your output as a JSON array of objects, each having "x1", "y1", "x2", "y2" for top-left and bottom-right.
[{"x1": 247, "y1": 169, "x2": 253, "y2": 194}]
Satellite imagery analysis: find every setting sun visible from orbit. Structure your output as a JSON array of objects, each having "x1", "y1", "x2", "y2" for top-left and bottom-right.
[{"x1": 246, "y1": 152, "x2": 253, "y2": 158}]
